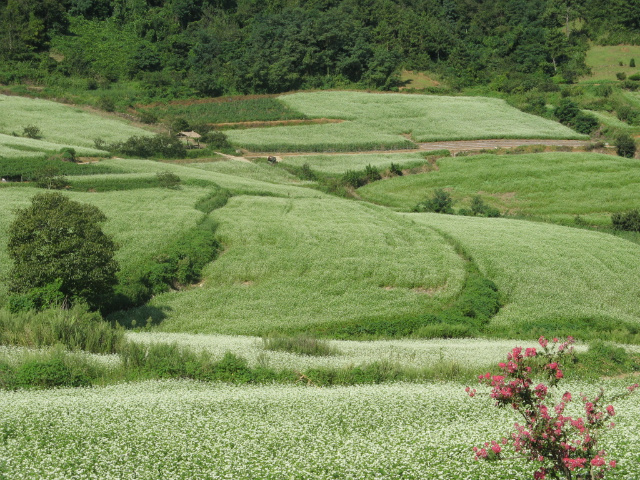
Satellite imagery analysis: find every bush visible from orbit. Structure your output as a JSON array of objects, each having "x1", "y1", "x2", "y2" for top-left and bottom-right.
[
  {"x1": 389, "y1": 162, "x2": 403, "y2": 176},
  {"x1": 22, "y1": 125, "x2": 41, "y2": 139},
  {"x1": 201, "y1": 130, "x2": 230, "y2": 149},
  {"x1": 631, "y1": 58, "x2": 636, "y2": 68},
  {"x1": 34, "y1": 166, "x2": 70, "y2": 190},
  {"x1": 616, "y1": 105, "x2": 639, "y2": 125},
  {"x1": 170, "y1": 118, "x2": 189, "y2": 133},
  {"x1": 553, "y1": 99, "x2": 580, "y2": 124},
  {"x1": 571, "y1": 111, "x2": 599, "y2": 134},
  {"x1": 59, "y1": 147, "x2": 77, "y2": 162},
  {"x1": 342, "y1": 170, "x2": 367, "y2": 188},
  {"x1": 612, "y1": 209, "x2": 640, "y2": 232},
  {"x1": 97, "y1": 96, "x2": 115, "y2": 112},
  {"x1": 413, "y1": 189, "x2": 454, "y2": 214},
  {"x1": 617, "y1": 72, "x2": 627, "y2": 81},
  {"x1": 615, "y1": 133, "x2": 637, "y2": 158},
  {"x1": 139, "y1": 111, "x2": 158, "y2": 124},
  {"x1": 109, "y1": 134, "x2": 187, "y2": 159},
  {"x1": 629, "y1": 73, "x2": 640, "y2": 81},
  {"x1": 156, "y1": 171, "x2": 181, "y2": 189},
  {"x1": 364, "y1": 164, "x2": 381, "y2": 182}
]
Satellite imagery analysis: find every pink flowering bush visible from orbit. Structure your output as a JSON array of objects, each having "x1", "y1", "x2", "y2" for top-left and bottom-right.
[{"x1": 468, "y1": 336, "x2": 639, "y2": 480}]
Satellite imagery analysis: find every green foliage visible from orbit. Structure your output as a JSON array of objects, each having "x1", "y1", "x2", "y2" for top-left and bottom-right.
[
  {"x1": 468, "y1": 196, "x2": 501, "y2": 218},
  {"x1": 262, "y1": 334, "x2": 340, "y2": 357},
  {"x1": 201, "y1": 131, "x2": 230, "y2": 149},
  {"x1": 573, "y1": 341, "x2": 639, "y2": 377},
  {"x1": 389, "y1": 163, "x2": 403, "y2": 176},
  {"x1": 413, "y1": 189, "x2": 454, "y2": 214},
  {"x1": 0, "y1": 304, "x2": 123, "y2": 354},
  {"x1": 34, "y1": 165, "x2": 69, "y2": 190},
  {"x1": 7, "y1": 192, "x2": 119, "y2": 310},
  {"x1": 631, "y1": 58, "x2": 636, "y2": 68},
  {"x1": 612, "y1": 209, "x2": 640, "y2": 232},
  {"x1": 156, "y1": 171, "x2": 181, "y2": 189},
  {"x1": 22, "y1": 125, "x2": 41, "y2": 139},
  {"x1": 107, "y1": 135, "x2": 187, "y2": 159},
  {"x1": 617, "y1": 72, "x2": 627, "y2": 81},
  {"x1": 97, "y1": 96, "x2": 116, "y2": 112},
  {"x1": 13, "y1": 356, "x2": 91, "y2": 389},
  {"x1": 616, "y1": 133, "x2": 637, "y2": 157},
  {"x1": 170, "y1": 118, "x2": 190, "y2": 134},
  {"x1": 194, "y1": 188, "x2": 232, "y2": 214}
]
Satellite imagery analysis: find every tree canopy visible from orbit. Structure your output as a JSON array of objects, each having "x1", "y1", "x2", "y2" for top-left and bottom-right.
[{"x1": 7, "y1": 192, "x2": 119, "y2": 310}]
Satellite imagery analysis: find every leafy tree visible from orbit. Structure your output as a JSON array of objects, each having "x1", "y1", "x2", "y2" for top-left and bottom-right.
[
  {"x1": 414, "y1": 189, "x2": 454, "y2": 214},
  {"x1": 7, "y1": 193, "x2": 119, "y2": 310},
  {"x1": 616, "y1": 133, "x2": 637, "y2": 158}
]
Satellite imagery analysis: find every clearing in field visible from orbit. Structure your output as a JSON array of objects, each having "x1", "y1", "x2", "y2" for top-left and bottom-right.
[
  {"x1": 226, "y1": 91, "x2": 585, "y2": 152},
  {"x1": 583, "y1": 44, "x2": 640, "y2": 82},
  {"x1": 358, "y1": 152, "x2": 640, "y2": 225},
  {"x1": 114, "y1": 195, "x2": 466, "y2": 335}
]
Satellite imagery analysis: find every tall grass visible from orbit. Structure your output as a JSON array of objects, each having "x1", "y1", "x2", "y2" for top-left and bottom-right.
[{"x1": 280, "y1": 152, "x2": 433, "y2": 174}]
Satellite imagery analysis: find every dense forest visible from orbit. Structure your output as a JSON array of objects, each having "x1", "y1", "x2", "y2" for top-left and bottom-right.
[{"x1": 1, "y1": 0, "x2": 640, "y2": 97}]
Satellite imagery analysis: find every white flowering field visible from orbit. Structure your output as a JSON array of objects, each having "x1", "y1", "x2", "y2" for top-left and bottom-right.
[
  {"x1": 226, "y1": 91, "x2": 584, "y2": 152},
  {"x1": 124, "y1": 195, "x2": 465, "y2": 334},
  {"x1": 1, "y1": 380, "x2": 639, "y2": 479},
  {"x1": 0, "y1": 94, "x2": 151, "y2": 153},
  {"x1": 358, "y1": 152, "x2": 640, "y2": 225},
  {"x1": 412, "y1": 213, "x2": 640, "y2": 330}
]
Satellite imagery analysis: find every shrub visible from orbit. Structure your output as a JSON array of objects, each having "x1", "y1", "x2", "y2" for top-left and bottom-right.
[
  {"x1": 469, "y1": 337, "x2": 638, "y2": 480},
  {"x1": 389, "y1": 162, "x2": 403, "y2": 176},
  {"x1": 97, "y1": 96, "x2": 115, "y2": 112},
  {"x1": 553, "y1": 99, "x2": 580, "y2": 124},
  {"x1": 629, "y1": 73, "x2": 640, "y2": 81},
  {"x1": 615, "y1": 133, "x2": 636, "y2": 158},
  {"x1": 22, "y1": 125, "x2": 41, "y2": 139},
  {"x1": 139, "y1": 111, "x2": 158, "y2": 124},
  {"x1": 170, "y1": 118, "x2": 189, "y2": 134},
  {"x1": 201, "y1": 130, "x2": 230, "y2": 149},
  {"x1": 86, "y1": 78, "x2": 98, "y2": 90},
  {"x1": 631, "y1": 58, "x2": 636, "y2": 68},
  {"x1": 612, "y1": 209, "x2": 640, "y2": 231},
  {"x1": 343, "y1": 170, "x2": 367, "y2": 188},
  {"x1": 413, "y1": 189, "x2": 454, "y2": 214},
  {"x1": 571, "y1": 111, "x2": 599, "y2": 135},
  {"x1": 616, "y1": 72, "x2": 627, "y2": 81},
  {"x1": 109, "y1": 134, "x2": 187, "y2": 158},
  {"x1": 156, "y1": 171, "x2": 181, "y2": 189},
  {"x1": 364, "y1": 164, "x2": 381, "y2": 182},
  {"x1": 34, "y1": 166, "x2": 70, "y2": 190},
  {"x1": 59, "y1": 147, "x2": 77, "y2": 162},
  {"x1": 616, "y1": 105, "x2": 639, "y2": 125}
]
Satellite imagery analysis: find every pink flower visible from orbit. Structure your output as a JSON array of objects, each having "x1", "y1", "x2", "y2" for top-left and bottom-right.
[
  {"x1": 555, "y1": 369, "x2": 564, "y2": 379},
  {"x1": 562, "y1": 392, "x2": 572, "y2": 402},
  {"x1": 534, "y1": 469, "x2": 546, "y2": 480},
  {"x1": 610, "y1": 460, "x2": 617, "y2": 468},
  {"x1": 606, "y1": 405, "x2": 615, "y2": 416},
  {"x1": 547, "y1": 362, "x2": 558, "y2": 370},
  {"x1": 491, "y1": 443, "x2": 501, "y2": 454},
  {"x1": 591, "y1": 456, "x2": 606, "y2": 467},
  {"x1": 525, "y1": 347, "x2": 537, "y2": 357},
  {"x1": 538, "y1": 336, "x2": 548, "y2": 348}
]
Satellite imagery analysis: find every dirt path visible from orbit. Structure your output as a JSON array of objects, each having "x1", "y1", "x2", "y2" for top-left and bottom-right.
[
  {"x1": 216, "y1": 152, "x2": 253, "y2": 163},
  {"x1": 418, "y1": 139, "x2": 597, "y2": 153}
]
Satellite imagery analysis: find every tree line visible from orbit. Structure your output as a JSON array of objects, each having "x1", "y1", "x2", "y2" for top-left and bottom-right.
[{"x1": 1, "y1": 0, "x2": 640, "y2": 95}]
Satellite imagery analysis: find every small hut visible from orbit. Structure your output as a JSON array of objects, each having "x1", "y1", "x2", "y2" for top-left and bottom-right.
[{"x1": 177, "y1": 131, "x2": 201, "y2": 149}]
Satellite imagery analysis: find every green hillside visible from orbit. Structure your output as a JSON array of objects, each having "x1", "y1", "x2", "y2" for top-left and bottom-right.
[{"x1": 359, "y1": 152, "x2": 640, "y2": 225}]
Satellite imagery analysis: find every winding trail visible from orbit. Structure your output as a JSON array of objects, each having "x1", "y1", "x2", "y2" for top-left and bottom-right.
[{"x1": 418, "y1": 138, "x2": 597, "y2": 153}]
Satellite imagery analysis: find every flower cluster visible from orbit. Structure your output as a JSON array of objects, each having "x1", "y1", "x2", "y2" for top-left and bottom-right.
[{"x1": 469, "y1": 337, "x2": 638, "y2": 480}]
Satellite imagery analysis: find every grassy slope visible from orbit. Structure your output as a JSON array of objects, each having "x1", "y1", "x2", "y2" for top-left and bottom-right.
[
  {"x1": 227, "y1": 91, "x2": 583, "y2": 152},
  {"x1": 583, "y1": 45, "x2": 640, "y2": 82},
  {"x1": 358, "y1": 152, "x2": 640, "y2": 224},
  {"x1": 0, "y1": 94, "x2": 151, "y2": 153},
  {"x1": 413, "y1": 213, "x2": 640, "y2": 332},
  {"x1": 116, "y1": 196, "x2": 466, "y2": 334},
  {"x1": 280, "y1": 152, "x2": 431, "y2": 174}
]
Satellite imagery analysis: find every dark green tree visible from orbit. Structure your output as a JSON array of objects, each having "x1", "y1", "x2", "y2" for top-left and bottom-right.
[
  {"x1": 616, "y1": 133, "x2": 637, "y2": 158},
  {"x1": 7, "y1": 193, "x2": 119, "y2": 310}
]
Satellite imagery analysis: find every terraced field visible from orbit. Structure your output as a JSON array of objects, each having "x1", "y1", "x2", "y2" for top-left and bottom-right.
[{"x1": 226, "y1": 91, "x2": 585, "y2": 152}]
